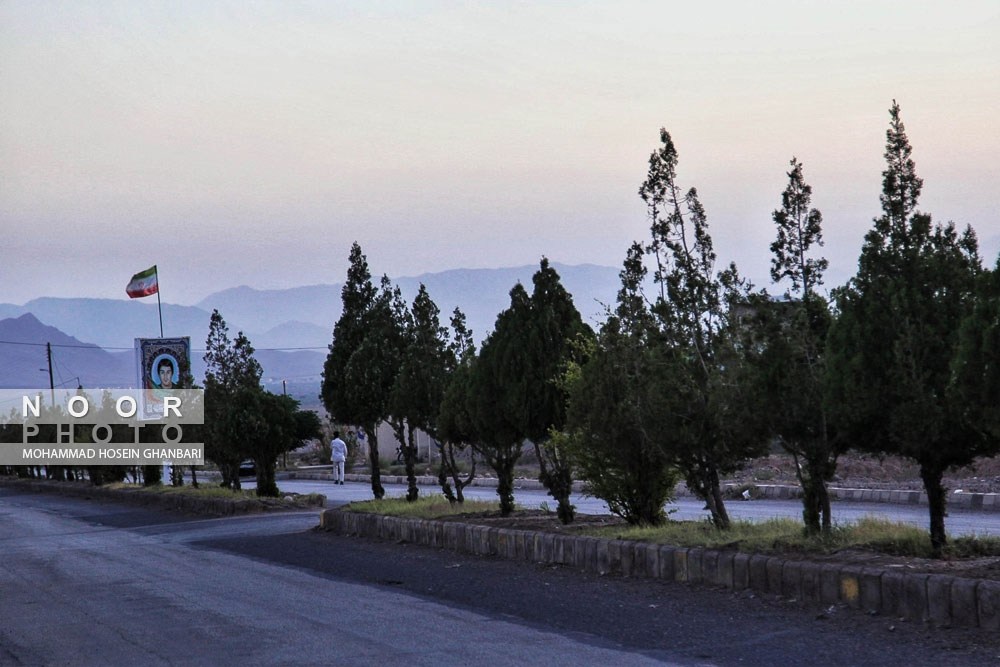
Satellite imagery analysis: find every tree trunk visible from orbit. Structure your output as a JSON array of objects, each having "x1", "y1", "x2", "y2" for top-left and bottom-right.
[
  {"x1": 190, "y1": 465, "x2": 199, "y2": 489},
  {"x1": 800, "y1": 476, "x2": 821, "y2": 534},
  {"x1": 534, "y1": 441, "x2": 575, "y2": 525},
  {"x1": 255, "y1": 458, "x2": 279, "y2": 497},
  {"x1": 818, "y1": 476, "x2": 832, "y2": 534},
  {"x1": 497, "y1": 459, "x2": 515, "y2": 516},
  {"x1": 693, "y1": 467, "x2": 730, "y2": 530},
  {"x1": 368, "y1": 424, "x2": 385, "y2": 499},
  {"x1": 438, "y1": 456, "x2": 456, "y2": 503},
  {"x1": 454, "y1": 450, "x2": 476, "y2": 504},
  {"x1": 709, "y1": 471, "x2": 730, "y2": 530},
  {"x1": 920, "y1": 464, "x2": 948, "y2": 556},
  {"x1": 555, "y1": 494, "x2": 575, "y2": 524},
  {"x1": 403, "y1": 425, "x2": 419, "y2": 502},
  {"x1": 142, "y1": 464, "x2": 161, "y2": 486},
  {"x1": 220, "y1": 462, "x2": 240, "y2": 490}
]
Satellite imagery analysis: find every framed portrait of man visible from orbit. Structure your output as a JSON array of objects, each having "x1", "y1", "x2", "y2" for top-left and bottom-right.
[{"x1": 134, "y1": 337, "x2": 191, "y2": 420}]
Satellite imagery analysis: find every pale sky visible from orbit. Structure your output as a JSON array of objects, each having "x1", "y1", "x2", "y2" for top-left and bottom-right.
[{"x1": 2, "y1": 1, "x2": 998, "y2": 306}]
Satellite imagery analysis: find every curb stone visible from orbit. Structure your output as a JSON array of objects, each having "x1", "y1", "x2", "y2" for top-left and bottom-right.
[{"x1": 319, "y1": 508, "x2": 1000, "y2": 631}]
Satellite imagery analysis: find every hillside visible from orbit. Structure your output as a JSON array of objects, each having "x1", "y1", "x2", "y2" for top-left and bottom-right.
[{"x1": 0, "y1": 313, "x2": 131, "y2": 388}]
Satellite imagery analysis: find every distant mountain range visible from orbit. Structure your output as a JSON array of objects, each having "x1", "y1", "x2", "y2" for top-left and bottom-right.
[
  {"x1": 193, "y1": 262, "x2": 619, "y2": 343},
  {"x1": 0, "y1": 313, "x2": 132, "y2": 389},
  {"x1": 0, "y1": 262, "x2": 621, "y2": 388}
]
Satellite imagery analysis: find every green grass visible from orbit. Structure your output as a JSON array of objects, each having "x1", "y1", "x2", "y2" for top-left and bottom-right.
[
  {"x1": 581, "y1": 515, "x2": 1000, "y2": 559},
  {"x1": 345, "y1": 493, "x2": 505, "y2": 519}
]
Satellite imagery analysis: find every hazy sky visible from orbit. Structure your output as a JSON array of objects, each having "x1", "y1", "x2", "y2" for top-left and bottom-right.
[{"x1": 2, "y1": 1, "x2": 998, "y2": 306}]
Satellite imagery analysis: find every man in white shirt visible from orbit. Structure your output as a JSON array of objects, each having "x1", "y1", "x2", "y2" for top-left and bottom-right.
[{"x1": 331, "y1": 431, "x2": 347, "y2": 485}]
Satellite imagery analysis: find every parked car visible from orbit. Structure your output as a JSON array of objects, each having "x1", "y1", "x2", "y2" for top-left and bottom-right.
[{"x1": 239, "y1": 460, "x2": 255, "y2": 477}]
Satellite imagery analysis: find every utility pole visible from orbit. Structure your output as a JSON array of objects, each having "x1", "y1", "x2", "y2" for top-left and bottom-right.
[
  {"x1": 46, "y1": 342, "x2": 55, "y2": 407},
  {"x1": 282, "y1": 379, "x2": 288, "y2": 469}
]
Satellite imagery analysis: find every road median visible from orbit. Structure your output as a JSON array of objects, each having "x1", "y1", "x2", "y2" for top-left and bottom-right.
[{"x1": 320, "y1": 507, "x2": 1000, "y2": 631}]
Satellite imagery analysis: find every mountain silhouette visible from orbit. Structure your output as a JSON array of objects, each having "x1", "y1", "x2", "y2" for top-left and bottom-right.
[
  {"x1": 0, "y1": 313, "x2": 131, "y2": 388},
  {"x1": 0, "y1": 262, "x2": 621, "y2": 389}
]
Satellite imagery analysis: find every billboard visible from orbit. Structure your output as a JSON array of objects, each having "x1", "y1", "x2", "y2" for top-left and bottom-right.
[{"x1": 135, "y1": 337, "x2": 191, "y2": 420}]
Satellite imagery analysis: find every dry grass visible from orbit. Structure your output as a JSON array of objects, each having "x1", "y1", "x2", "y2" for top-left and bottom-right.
[
  {"x1": 581, "y1": 516, "x2": 1000, "y2": 559},
  {"x1": 102, "y1": 482, "x2": 324, "y2": 505},
  {"x1": 345, "y1": 493, "x2": 506, "y2": 519},
  {"x1": 105, "y1": 482, "x2": 256, "y2": 498}
]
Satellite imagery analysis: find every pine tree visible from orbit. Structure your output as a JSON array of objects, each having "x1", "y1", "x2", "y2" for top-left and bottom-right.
[
  {"x1": 465, "y1": 284, "x2": 533, "y2": 515},
  {"x1": 639, "y1": 129, "x2": 765, "y2": 529},
  {"x1": 322, "y1": 243, "x2": 384, "y2": 498},
  {"x1": 759, "y1": 157, "x2": 838, "y2": 533},
  {"x1": 564, "y1": 243, "x2": 680, "y2": 525},
  {"x1": 341, "y1": 276, "x2": 409, "y2": 500},
  {"x1": 520, "y1": 258, "x2": 592, "y2": 524},
  {"x1": 828, "y1": 101, "x2": 984, "y2": 554},
  {"x1": 203, "y1": 309, "x2": 261, "y2": 489},
  {"x1": 389, "y1": 284, "x2": 450, "y2": 501},
  {"x1": 436, "y1": 308, "x2": 478, "y2": 503}
]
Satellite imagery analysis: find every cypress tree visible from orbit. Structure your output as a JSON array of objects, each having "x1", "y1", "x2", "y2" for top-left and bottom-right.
[
  {"x1": 322, "y1": 243, "x2": 385, "y2": 498},
  {"x1": 828, "y1": 101, "x2": 984, "y2": 555},
  {"x1": 759, "y1": 157, "x2": 838, "y2": 533}
]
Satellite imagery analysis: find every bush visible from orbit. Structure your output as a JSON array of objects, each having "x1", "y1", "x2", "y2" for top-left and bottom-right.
[{"x1": 563, "y1": 332, "x2": 681, "y2": 525}]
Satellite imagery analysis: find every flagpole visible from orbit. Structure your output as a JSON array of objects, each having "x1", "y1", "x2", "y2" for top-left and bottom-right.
[{"x1": 154, "y1": 265, "x2": 163, "y2": 337}]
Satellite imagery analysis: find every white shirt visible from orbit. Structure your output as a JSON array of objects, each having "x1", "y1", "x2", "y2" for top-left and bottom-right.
[{"x1": 331, "y1": 437, "x2": 348, "y2": 463}]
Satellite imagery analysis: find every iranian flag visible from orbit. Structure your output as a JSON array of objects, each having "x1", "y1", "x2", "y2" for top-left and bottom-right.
[{"x1": 126, "y1": 266, "x2": 159, "y2": 298}]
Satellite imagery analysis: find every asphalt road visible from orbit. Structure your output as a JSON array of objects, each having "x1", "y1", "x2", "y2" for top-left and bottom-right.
[
  {"x1": 3, "y1": 487, "x2": 999, "y2": 665},
  {"x1": 256, "y1": 478, "x2": 1000, "y2": 537}
]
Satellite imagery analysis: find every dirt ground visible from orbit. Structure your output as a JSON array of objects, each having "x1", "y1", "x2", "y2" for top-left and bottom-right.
[
  {"x1": 432, "y1": 509, "x2": 1000, "y2": 582},
  {"x1": 730, "y1": 452, "x2": 1000, "y2": 494}
]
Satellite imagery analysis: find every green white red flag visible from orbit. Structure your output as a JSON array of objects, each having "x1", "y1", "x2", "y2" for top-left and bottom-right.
[{"x1": 126, "y1": 266, "x2": 158, "y2": 298}]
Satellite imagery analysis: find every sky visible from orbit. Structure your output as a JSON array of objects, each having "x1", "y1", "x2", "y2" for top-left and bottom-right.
[{"x1": 1, "y1": 1, "x2": 998, "y2": 306}]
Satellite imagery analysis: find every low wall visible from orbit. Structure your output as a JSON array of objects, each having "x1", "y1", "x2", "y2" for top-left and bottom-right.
[{"x1": 320, "y1": 509, "x2": 1000, "y2": 631}]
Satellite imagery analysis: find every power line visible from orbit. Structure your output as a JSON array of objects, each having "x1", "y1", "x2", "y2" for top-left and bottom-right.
[
  {"x1": 0, "y1": 339, "x2": 328, "y2": 352},
  {"x1": 0, "y1": 340, "x2": 129, "y2": 350}
]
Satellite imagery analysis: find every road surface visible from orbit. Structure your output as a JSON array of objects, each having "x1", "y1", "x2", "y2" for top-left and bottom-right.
[
  {"x1": 260, "y1": 477, "x2": 1000, "y2": 537},
  {"x1": 3, "y1": 486, "x2": 998, "y2": 665}
]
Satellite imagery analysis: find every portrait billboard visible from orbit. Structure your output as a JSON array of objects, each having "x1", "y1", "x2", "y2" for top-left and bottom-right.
[{"x1": 135, "y1": 337, "x2": 191, "y2": 420}]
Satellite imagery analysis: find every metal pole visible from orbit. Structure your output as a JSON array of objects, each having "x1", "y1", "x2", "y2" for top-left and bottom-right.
[
  {"x1": 282, "y1": 380, "x2": 288, "y2": 469},
  {"x1": 46, "y1": 342, "x2": 55, "y2": 407},
  {"x1": 155, "y1": 266, "x2": 163, "y2": 337}
]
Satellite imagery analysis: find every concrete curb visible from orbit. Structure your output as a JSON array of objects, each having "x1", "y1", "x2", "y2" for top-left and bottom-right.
[
  {"x1": 731, "y1": 484, "x2": 1000, "y2": 512},
  {"x1": 319, "y1": 508, "x2": 999, "y2": 631},
  {"x1": 1, "y1": 479, "x2": 325, "y2": 516},
  {"x1": 293, "y1": 472, "x2": 1000, "y2": 512}
]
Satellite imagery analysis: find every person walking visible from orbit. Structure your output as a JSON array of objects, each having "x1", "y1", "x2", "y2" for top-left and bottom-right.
[{"x1": 331, "y1": 431, "x2": 347, "y2": 485}]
